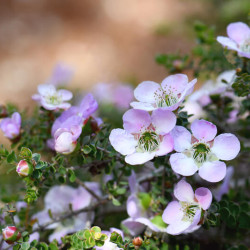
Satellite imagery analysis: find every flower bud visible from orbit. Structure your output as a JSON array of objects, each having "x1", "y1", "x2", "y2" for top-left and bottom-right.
[
  {"x1": 133, "y1": 237, "x2": 143, "y2": 248},
  {"x1": 16, "y1": 160, "x2": 33, "y2": 177},
  {"x1": 2, "y1": 226, "x2": 21, "y2": 244}
]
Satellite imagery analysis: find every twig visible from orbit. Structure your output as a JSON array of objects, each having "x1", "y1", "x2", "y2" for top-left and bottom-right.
[
  {"x1": 75, "y1": 177, "x2": 102, "y2": 201},
  {"x1": 6, "y1": 204, "x2": 16, "y2": 226}
]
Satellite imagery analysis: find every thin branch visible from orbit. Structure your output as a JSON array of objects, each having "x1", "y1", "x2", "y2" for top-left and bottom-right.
[
  {"x1": 6, "y1": 204, "x2": 16, "y2": 226},
  {"x1": 75, "y1": 177, "x2": 102, "y2": 201}
]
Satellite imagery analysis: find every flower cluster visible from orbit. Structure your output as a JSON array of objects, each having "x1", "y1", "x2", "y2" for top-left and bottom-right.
[{"x1": 47, "y1": 93, "x2": 98, "y2": 154}]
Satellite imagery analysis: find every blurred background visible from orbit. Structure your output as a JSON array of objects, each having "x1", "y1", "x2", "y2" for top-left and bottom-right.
[{"x1": 0, "y1": 0, "x2": 249, "y2": 107}]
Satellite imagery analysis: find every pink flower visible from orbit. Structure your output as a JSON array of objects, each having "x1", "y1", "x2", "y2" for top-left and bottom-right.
[
  {"x1": 162, "y1": 179, "x2": 212, "y2": 235},
  {"x1": 0, "y1": 112, "x2": 21, "y2": 139},
  {"x1": 32, "y1": 183, "x2": 101, "y2": 243},
  {"x1": 170, "y1": 120, "x2": 240, "y2": 182},
  {"x1": 46, "y1": 63, "x2": 73, "y2": 87},
  {"x1": 2, "y1": 226, "x2": 21, "y2": 244},
  {"x1": 122, "y1": 171, "x2": 167, "y2": 236},
  {"x1": 217, "y1": 22, "x2": 250, "y2": 59},
  {"x1": 16, "y1": 160, "x2": 33, "y2": 177},
  {"x1": 32, "y1": 84, "x2": 73, "y2": 110},
  {"x1": 93, "y1": 83, "x2": 134, "y2": 110},
  {"x1": 48, "y1": 94, "x2": 98, "y2": 154},
  {"x1": 130, "y1": 74, "x2": 197, "y2": 111},
  {"x1": 109, "y1": 109, "x2": 176, "y2": 165}
]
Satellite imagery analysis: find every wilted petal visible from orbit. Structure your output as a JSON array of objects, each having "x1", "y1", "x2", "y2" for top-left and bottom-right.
[
  {"x1": 155, "y1": 134, "x2": 174, "y2": 156},
  {"x1": 171, "y1": 126, "x2": 191, "y2": 152},
  {"x1": 170, "y1": 153, "x2": 198, "y2": 176},
  {"x1": 211, "y1": 133, "x2": 240, "y2": 161},
  {"x1": 134, "y1": 81, "x2": 161, "y2": 103},
  {"x1": 195, "y1": 188, "x2": 212, "y2": 210},
  {"x1": 125, "y1": 152, "x2": 155, "y2": 165},
  {"x1": 191, "y1": 119, "x2": 217, "y2": 142},
  {"x1": 123, "y1": 109, "x2": 151, "y2": 133},
  {"x1": 227, "y1": 22, "x2": 250, "y2": 44},
  {"x1": 151, "y1": 109, "x2": 176, "y2": 134},
  {"x1": 80, "y1": 93, "x2": 98, "y2": 119},
  {"x1": 174, "y1": 179, "x2": 194, "y2": 202},
  {"x1": 199, "y1": 161, "x2": 226, "y2": 182},
  {"x1": 109, "y1": 129, "x2": 137, "y2": 155},
  {"x1": 162, "y1": 201, "x2": 183, "y2": 224}
]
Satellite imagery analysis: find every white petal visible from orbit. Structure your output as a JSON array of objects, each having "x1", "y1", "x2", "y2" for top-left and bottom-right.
[
  {"x1": 130, "y1": 101, "x2": 156, "y2": 111},
  {"x1": 174, "y1": 179, "x2": 194, "y2": 202},
  {"x1": 125, "y1": 152, "x2": 155, "y2": 165},
  {"x1": 109, "y1": 129, "x2": 137, "y2": 155},
  {"x1": 211, "y1": 133, "x2": 240, "y2": 161},
  {"x1": 170, "y1": 153, "x2": 198, "y2": 176},
  {"x1": 134, "y1": 81, "x2": 161, "y2": 103}
]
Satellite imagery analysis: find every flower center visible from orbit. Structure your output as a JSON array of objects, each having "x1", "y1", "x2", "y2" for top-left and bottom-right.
[
  {"x1": 192, "y1": 142, "x2": 211, "y2": 164},
  {"x1": 180, "y1": 202, "x2": 199, "y2": 221},
  {"x1": 154, "y1": 88, "x2": 179, "y2": 108},
  {"x1": 240, "y1": 38, "x2": 250, "y2": 53},
  {"x1": 138, "y1": 131, "x2": 160, "y2": 152},
  {"x1": 46, "y1": 94, "x2": 62, "y2": 105}
]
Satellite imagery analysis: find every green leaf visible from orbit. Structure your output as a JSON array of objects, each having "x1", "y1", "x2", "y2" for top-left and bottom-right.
[
  {"x1": 239, "y1": 212, "x2": 250, "y2": 229},
  {"x1": 68, "y1": 169, "x2": 76, "y2": 183},
  {"x1": 49, "y1": 242, "x2": 58, "y2": 250},
  {"x1": 7, "y1": 151, "x2": 17, "y2": 163},
  {"x1": 151, "y1": 215, "x2": 167, "y2": 229},
  {"x1": 82, "y1": 145, "x2": 92, "y2": 154},
  {"x1": 91, "y1": 226, "x2": 101, "y2": 233},
  {"x1": 116, "y1": 188, "x2": 126, "y2": 195},
  {"x1": 19, "y1": 147, "x2": 32, "y2": 159},
  {"x1": 112, "y1": 198, "x2": 121, "y2": 206},
  {"x1": 32, "y1": 153, "x2": 41, "y2": 163},
  {"x1": 21, "y1": 242, "x2": 30, "y2": 250},
  {"x1": 138, "y1": 192, "x2": 151, "y2": 210},
  {"x1": 220, "y1": 207, "x2": 230, "y2": 221}
]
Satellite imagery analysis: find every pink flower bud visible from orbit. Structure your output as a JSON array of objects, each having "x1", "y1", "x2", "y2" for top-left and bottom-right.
[
  {"x1": 16, "y1": 160, "x2": 33, "y2": 177},
  {"x1": 2, "y1": 226, "x2": 21, "y2": 244}
]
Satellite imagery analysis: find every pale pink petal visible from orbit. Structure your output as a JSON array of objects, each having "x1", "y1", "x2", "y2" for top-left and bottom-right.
[
  {"x1": 174, "y1": 179, "x2": 194, "y2": 202},
  {"x1": 135, "y1": 217, "x2": 162, "y2": 232},
  {"x1": 170, "y1": 153, "x2": 198, "y2": 176},
  {"x1": 238, "y1": 50, "x2": 250, "y2": 59},
  {"x1": 183, "y1": 209, "x2": 201, "y2": 234},
  {"x1": 122, "y1": 218, "x2": 145, "y2": 236},
  {"x1": 161, "y1": 74, "x2": 188, "y2": 94},
  {"x1": 57, "y1": 103, "x2": 71, "y2": 110},
  {"x1": 38, "y1": 84, "x2": 56, "y2": 96},
  {"x1": 57, "y1": 89, "x2": 73, "y2": 101},
  {"x1": 155, "y1": 134, "x2": 174, "y2": 156},
  {"x1": 109, "y1": 129, "x2": 137, "y2": 155},
  {"x1": 195, "y1": 188, "x2": 212, "y2": 210},
  {"x1": 128, "y1": 171, "x2": 137, "y2": 194},
  {"x1": 171, "y1": 126, "x2": 192, "y2": 152},
  {"x1": 216, "y1": 36, "x2": 239, "y2": 51},
  {"x1": 54, "y1": 132, "x2": 76, "y2": 154},
  {"x1": 162, "y1": 201, "x2": 184, "y2": 224},
  {"x1": 211, "y1": 133, "x2": 240, "y2": 161},
  {"x1": 123, "y1": 109, "x2": 151, "y2": 133},
  {"x1": 12, "y1": 112, "x2": 21, "y2": 125},
  {"x1": 198, "y1": 161, "x2": 226, "y2": 182},
  {"x1": 166, "y1": 219, "x2": 191, "y2": 235},
  {"x1": 151, "y1": 109, "x2": 176, "y2": 134},
  {"x1": 32, "y1": 94, "x2": 41, "y2": 102},
  {"x1": 227, "y1": 22, "x2": 250, "y2": 44},
  {"x1": 191, "y1": 119, "x2": 217, "y2": 142},
  {"x1": 125, "y1": 152, "x2": 155, "y2": 165},
  {"x1": 127, "y1": 195, "x2": 142, "y2": 219},
  {"x1": 134, "y1": 81, "x2": 161, "y2": 103},
  {"x1": 130, "y1": 101, "x2": 155, "y2": 111}
]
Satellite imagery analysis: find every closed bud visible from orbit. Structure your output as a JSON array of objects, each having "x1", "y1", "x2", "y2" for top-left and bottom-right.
[
  {"x1": 133, "y1": 237, "x2": 143, "y2": 248},
  {"x1": 2, "y1": 226, "x2": 21, "y2": 244},
  {"x1": 16, "y1": 160, "x2": 33, "y2": 177}
]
